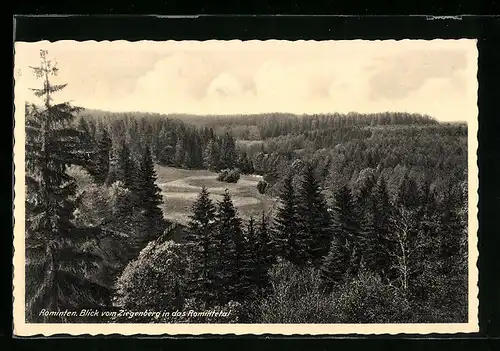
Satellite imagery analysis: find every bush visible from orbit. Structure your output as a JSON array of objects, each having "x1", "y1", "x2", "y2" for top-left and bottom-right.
[
  {"x1": 114, "y1": 240, "x2": 189, "y2": 322},
  {"x1": 217, "y1": 168, "x2": 241, "y2": 183},
  {"x1": 333, "y1": 270, "x2": 412, "y2": 323},
  {"x1": 258, "y1": 260, "x2": 413, "y2": 324},
  {"x1": 258, "y1": 259, "x2": 339, "y2": 323},
  {"x1": 257, "y1": 180, "x2": 268, "y2": 194}
]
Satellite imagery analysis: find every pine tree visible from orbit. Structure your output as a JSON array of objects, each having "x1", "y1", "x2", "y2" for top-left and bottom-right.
[
  {"x1": 238, "y1": 152, "x2": 254, "y2": 174},
  {"x1": 320, "y1": 184, "x2": 361, "y2": 288},
  {"x1": 250, "y1": 212, "x2": 274, "y2": 290},
  {"x1": 185, "y1": 186, "x2": 217, "y2": 304},
  {"x1": 77, "y1": 116, "x2": 93, "y2": 147},
  {"x1": 296, "y1": 163, "x2": 333, "y2": 266},
  {"x1": 363, "y1": 177, "x2": 394, "y2": 281},
  {"x1": 237, "y1": 217, "x2": 259, "y2": 300},
  {"x1": 136, "y1": 145, "x2": 166, "y2": 241},
  {"x1": 221, "y1": 132, "x2": 237, "y2": 169},
  {"x1": 213, "y1": 190, "x2": 242, "y2": 304},
  {"x1": 273, "y1": 173, "x2": 307, "y2": 265},
  {"x1": 116, "y1": 142, "x2": 137, "y2": 191},
  {"x1": 174, "y1": 139, "x2": 185, "y2": 167},
  {"x1": 257, "y1": 211, "x2": 275, "y2": 268},
  {"x1": 93, "y1": 126, "x2": 112, "y2": 185},
  {"x1": 25, "y1": 49, "x2": 109, "y2": 322}
]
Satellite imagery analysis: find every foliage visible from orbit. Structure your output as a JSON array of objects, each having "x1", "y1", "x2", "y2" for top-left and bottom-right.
[
  {"x1": 114, "y1": 240, "x2": 188, "y2": 319},
  {"x1": 217, "y1": 168, "x2": 241, "y2": 183}
]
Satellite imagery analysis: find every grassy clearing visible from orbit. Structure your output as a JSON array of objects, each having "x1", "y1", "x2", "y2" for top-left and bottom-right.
[{"x1": 155, "y1": 166, "x2": 276, "y2": 226}]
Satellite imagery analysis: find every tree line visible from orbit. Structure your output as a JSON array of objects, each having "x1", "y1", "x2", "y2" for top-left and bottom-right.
[{"x1": 77, "y1": 112, "x2": 255, "y2": 174}]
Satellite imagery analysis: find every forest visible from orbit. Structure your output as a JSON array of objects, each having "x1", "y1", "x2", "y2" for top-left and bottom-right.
[{"x1": 24, "y1": 51, "x2": 468, "y2": 324}]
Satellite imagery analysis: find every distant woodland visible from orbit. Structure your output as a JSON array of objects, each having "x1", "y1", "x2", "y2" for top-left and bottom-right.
[{"x1": 25, "y1": 51, "x2": 468, "y2": 324}]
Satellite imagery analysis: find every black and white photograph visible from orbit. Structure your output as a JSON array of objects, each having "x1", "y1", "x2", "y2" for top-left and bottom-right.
[{"x1": 13, "y1": 39, "x2": 478, "y2": 335}]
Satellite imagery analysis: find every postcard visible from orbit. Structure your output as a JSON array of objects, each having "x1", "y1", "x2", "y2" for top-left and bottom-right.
[{"x1": 13, "y1": 39, "x2": 478, "y2": 335}]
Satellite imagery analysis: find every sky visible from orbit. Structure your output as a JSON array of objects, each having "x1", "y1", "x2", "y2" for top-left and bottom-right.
[{"x1": 14, "y1": 39, "x2": 478, "y2": 122}]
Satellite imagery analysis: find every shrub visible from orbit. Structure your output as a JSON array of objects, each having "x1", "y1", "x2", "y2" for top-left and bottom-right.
[
  {"x1": 258, "y1": 259, "x2": 339, "y2": 323},
  {"x1": 332, "y1": 269, "x2": 412, "y2": 323},
  {"x1": 258, "y1": 260, "x2": 413, "y2": 324},
  {"x1": 217, "y1": 169, "x2": 229, "y2": 181},
  {"x1": 217, "y1": 168, "x2": 241, "y2": 183},
  {"x1": 114, "y1": 240, "x2": 189, "y2": 322}
]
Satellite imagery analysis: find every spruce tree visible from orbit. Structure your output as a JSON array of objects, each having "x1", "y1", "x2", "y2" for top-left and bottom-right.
[
  {"x1": 136, "y1": 145, "x2": 166, "y2": 241},
  {"x1": 221, "y1": 132, "x2": 237, "y2": 169},
  {"x1": 273, "y1": 174, "x2": 306, "y2": 265},
  {"x1": 185, "y1": 186, "x2": 217, "y2": 304},
  {"x1": 320, "y1": 184, "x2": 361, "y2": 288},
  {"x1": 251, "y1": 212, "x2": 274, "y2": 290},
  {"x1": 25, "y1": 50, "x2": 109, "y2": 322},
  {"x1": 296, "y1": 163, "x2": 333, "y2": 266},
  {"x1": 237, "y1": 217, "x2": 259, "y2": 300},
  {"x1": 93, "y1": 126, "x2": 112, "y2": 185},
  {"x1": 365, "y1": 177, "x2": 395, "y2": 281},
  {"x1": 174, "y1": 139, "x2": 185, "y2": 167},
  {"x1": 116, "y1": 142, "x2": 137, "y2": 191},
  {"x1": 238, "y1": 151, "x2": 254, "y2": 174},
  {"x1": 213, "y1": 190, "x2": 242, "y2": 304},
  {"x1": 202, "y1": 139, "x2": 217, "y2": 170},
  {"x1": 257, "y1": 211, "x2": 275, "y2": 268}
]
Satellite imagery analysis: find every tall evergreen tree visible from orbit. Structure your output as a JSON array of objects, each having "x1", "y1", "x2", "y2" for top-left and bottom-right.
[
  {"x1": 185, "y1": 186, "x2": 217, "y2": 304},
  {"x1": 257, "y1": 211, "x2": 275, "y2": 268},
  {"x1": 25, "y1": 49, "x2": 109, "y2": 322},
  {"x1": 204, "y1": 139, "x2": 221, "y2": 171},
  {"x1": 273, "y1": 174, "x2": 307, "y2": 265},
  {"x1": 237, "y1": 217, "x2": 259, "y2": 299},
  {"x1": 250, "y1": 212, "x2": 274, "y2": 290},
  {"x1": 174, "y1": 139, "x2": 185, "y2": 167},
  {"x1": 93, "y1": 126, "x2": 112, "y2": 185},
  {"x1": 221, "y1": 132, "x2": 237, "y2": 169},
  {"x1": 296, "y1": 163, "x2": 333, "y2": 266},
  {"x1": 136, "y1": 145, "x2": 166, "y2": 241},
  {"x1": 213, "y1": 190, "x2": 242, "y2": 304},
  {"x1": 320, "y1": 184, "x2": 360, "y2": 288},
  {"x1": 363, "y1": 177, "x2": 394, "y2": 281},
  {"x1": 116, "y1": 142, "x2": 137, "y2": 191},
  {"x1": 238, "y1": 151, "x2": 254, "y2": 174}
]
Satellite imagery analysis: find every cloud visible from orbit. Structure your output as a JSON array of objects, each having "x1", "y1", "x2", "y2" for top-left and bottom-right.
[
  {"x1": 15, "y1": 40, "x2": 477, "y2": 121},
  {"x1": 367, "y1": 50, "x2": 468, "y2": 101}
]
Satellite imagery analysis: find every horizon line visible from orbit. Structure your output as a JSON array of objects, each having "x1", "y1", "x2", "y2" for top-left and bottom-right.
[{"x1": 24, "y1": 101, "x2": 468, "y2": 123}]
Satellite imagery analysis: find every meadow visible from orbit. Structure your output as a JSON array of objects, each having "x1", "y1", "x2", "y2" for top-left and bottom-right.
[{"x1": 155, "y1": 166, "x2": 277, "y2": 226}]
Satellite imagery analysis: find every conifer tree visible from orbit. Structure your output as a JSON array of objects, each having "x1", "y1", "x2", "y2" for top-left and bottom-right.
[
  {"x1": 296, "y1": 163, "x2": 333, "y2": 266},
  {"x1": 116, "y1": 142, "x2": 137, "y2": 191},
  {"x1": 136, "y1": 145, "x2": 166, "y2": 241},
  {"x1": 238, "y1": 151, "x2": 254, "y2": 174},
  {"x1": 213, "y1": 190, "x2": 242, "y2": 304},
  {"x1": 221, "y1": 132, "x2": 237, "y2": 169},
  {"x1": 236, "y1": 217, "x2": 259, "y2": 300},
  {"x1": 320, "y1": 184, "x2": 361, "y2": 288},
  {"x1": 202, "y1": 139, "x2": 220, "y2": 171},
  {"x1": 250, "y1": 212, "x2": 274, "y2": 290},
  {"x1": 273, "y1": 174, "x2": 306, "y2": 265},
  {"x1": 77, "y1": 116, "x2": 93, "y2": 146},
  {"x1": 93, "y1": 126, "x2": 112, "y2": 185},
  {"x1": 363, "y1": 177, "x2": 394, "y2": 281},
  {"x1": 25, "y1": 49, "x2": 109, "y2": 322},
  {"x1": 257, "y1": 211, "x2": 275, "y2": 268},
  {"x1": 185, "y1": 186, "x2": 217, "y2": 304},
  {"x1": 174, "y1": 139, "x2": 185, "y2": 167}
]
